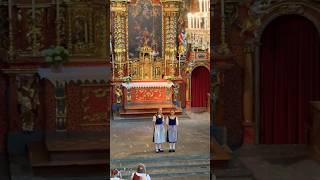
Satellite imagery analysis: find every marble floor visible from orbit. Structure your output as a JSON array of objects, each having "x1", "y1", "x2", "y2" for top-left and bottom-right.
[
  {"x1": 216, "y1": 144, "x2": 320, "y2": 180},
  {"x1": 111, "y1": 109, "x2": 211, "y2": 179},
  {"x1": 237, "y1": 144, "x2": 320, "y2": 180}
]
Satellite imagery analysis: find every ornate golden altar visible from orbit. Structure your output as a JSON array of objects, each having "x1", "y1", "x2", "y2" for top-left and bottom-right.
[
  {"x1": 111, "y1": 0, "x2": 184, "y2": 115},
  {"x1": 129, "y1": 42, "x2": 164, "y2": 80}
]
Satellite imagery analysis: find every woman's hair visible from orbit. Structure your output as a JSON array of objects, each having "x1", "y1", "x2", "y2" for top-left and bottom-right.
[
  {"x1": 137, "y1": 163, "x2": 146, "y2": 173},
  {"x1": 111, "y1": 169, "x2": 119, "y2": 177}
]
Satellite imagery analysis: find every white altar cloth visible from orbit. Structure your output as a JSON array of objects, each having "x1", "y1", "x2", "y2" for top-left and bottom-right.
[{"x1": 121, "y1": 81, "x2": 174, "y2": 89}]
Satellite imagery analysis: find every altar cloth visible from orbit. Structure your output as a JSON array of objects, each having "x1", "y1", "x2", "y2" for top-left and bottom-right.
[
  {"x1": 121, "y1": 81, "x2": 174, "y2": 89},
  {"x1": 38, "y1": 66, "x2": 110, "y2": 84}
]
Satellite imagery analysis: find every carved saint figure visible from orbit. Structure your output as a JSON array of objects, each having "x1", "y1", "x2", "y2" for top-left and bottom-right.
[
  {"x1": 114, "y1": 85, "x2": 123, "y2": 104},
  {"x1": 177, "y1": 30, "x2": 187, "y2": 56},
  {"x1": 17, "y1": 76, "x2": 39, "y2": 132}
]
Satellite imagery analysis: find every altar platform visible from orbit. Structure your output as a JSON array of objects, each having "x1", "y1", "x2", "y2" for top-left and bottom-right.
[
  {"x1": 27, "y1": 132, "x2": 109, "y2": 177},
  {"x1": 119, "y1": 80, "x2": 182, "y2": 116}
]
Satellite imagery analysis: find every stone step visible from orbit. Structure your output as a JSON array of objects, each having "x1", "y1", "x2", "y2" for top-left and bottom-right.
[
  {"x1": 111, "y1": 155, "x2": 210, "y2": 179},
  {"x1": 112, "y1": 159, "x2": 210, "y2": 169},
  {"x1": 113, "y1": 113, "x2": 190, "y2": 121},
  {"x1": 111, "y1": 154, "x2": 209, "y2": 163}
]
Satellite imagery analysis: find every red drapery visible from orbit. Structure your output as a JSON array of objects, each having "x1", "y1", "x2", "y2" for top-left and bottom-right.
[
  {"x1": 260, "y1": 15, "x2": 320, "y2": 144},
  {"x1": 191, "y1": 66, "x2": 210, "y2": 107}
]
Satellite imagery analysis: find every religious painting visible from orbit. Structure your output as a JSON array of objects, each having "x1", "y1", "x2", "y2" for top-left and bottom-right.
[{"x1": 128, "y1": 0, "x2": 162, "y2": 58}]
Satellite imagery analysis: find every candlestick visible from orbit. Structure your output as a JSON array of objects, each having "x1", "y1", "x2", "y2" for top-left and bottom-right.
[{"x1": 178, "y1": 54, "x2": 181, "y2": 77}]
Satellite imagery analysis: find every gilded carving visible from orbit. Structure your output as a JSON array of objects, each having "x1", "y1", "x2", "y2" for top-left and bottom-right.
[
  {"x1": 17, "y1": 75, "x2": 40, "y2": 132},
  {"x1": 239, "y1": 0, "x2": 271, "y2": 37},
  {"x1": 114, "y1": 85, "x2": 123, "y2": 103},
  {"x1": 82, "y1": 87, "x2": 108, "y2": 123},
  {"x1": 278, "y1": 4, "x2": 304, "y2": 15},
  {"x1": 26, "y1": 8, "x2": 45, "y2": 55}
]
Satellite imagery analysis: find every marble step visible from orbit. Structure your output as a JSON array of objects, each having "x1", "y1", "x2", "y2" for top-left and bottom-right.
[
  {"x1": 113, "y1": 113, "x2": 190, "y2": 121},
  {"x1": 111, "y1": 155, "x2": 210, "y2": 179}
]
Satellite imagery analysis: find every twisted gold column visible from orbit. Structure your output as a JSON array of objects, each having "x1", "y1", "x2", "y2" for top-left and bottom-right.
[
  {"x1": 161, "y1": 0, "x2": 182, "y2": 78},
  {"x1": 111, "y1": 0, "x2": 130, "y2": 81}
]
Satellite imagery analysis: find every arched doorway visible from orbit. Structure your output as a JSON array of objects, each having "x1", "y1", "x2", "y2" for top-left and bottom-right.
[
  {"x1": 259, "y1": 15, "x2": 320, "y2": 144},
  {"x1": 191, "y1": 66, "x2": 210, "y2": 107}
]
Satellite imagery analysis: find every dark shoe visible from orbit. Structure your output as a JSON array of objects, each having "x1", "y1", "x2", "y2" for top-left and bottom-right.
[
  {"x1": 156, "y1": 149, "x2": 159, "y2": 153},
  {"x1": 173, "y1": 149, "x2": 176, "y2": 152},
  {"x1": 159, "y1": 149, "x2": 164, "y2": 152}
]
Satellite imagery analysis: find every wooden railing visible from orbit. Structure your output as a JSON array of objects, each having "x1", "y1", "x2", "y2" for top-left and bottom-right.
[{"x1": 310, "y1": 101, "x2": 320, "y2": 160}]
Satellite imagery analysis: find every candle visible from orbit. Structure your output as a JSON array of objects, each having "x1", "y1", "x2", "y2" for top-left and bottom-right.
[
  {"x1": 178, "y1": 53, "x2": 181, "y2": 77},
  {"x1": 199, "y1": 0, "x2": 202, "y2": 12}
]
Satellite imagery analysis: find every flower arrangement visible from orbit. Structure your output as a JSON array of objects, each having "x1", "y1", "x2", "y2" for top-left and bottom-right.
[
  {"x1": 163, "y1": 75, "x2": 174, "y2": 80},
  {"x1": 41, "y1": 46, "x2": 69, "y2": 67},
  {"x1": 122, "y1": 75, "x2": 132, "y2": 83}
]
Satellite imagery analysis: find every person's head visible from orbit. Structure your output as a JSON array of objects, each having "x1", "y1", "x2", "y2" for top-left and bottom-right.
[
  {"x1": 111, "y1": 169, "x2": 119, "y2": 177},
  {"x1": 170, "y1": 109, "x2": 175, "y2": 116},
  {"x1": 137, "y1": 163, "x2": 146, "y2": 173},
  {"x1": 158, "y1": 108, "x2": 162, "y2": 114}
]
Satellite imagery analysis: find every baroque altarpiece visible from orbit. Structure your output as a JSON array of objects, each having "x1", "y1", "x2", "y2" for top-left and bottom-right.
[{"x1": 110, "y1": 0, "x2": 210, "y2": 115}]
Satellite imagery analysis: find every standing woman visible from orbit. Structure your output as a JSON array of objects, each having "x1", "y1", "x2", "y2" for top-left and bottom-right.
[
  {"x1": 153, "y1": 108, "x2": 166, "y2": 153},
  {"x1": 166, "y1": 109, "x2": 179, "y2": 152}
]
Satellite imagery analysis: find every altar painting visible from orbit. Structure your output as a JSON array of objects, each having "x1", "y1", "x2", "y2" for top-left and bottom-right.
[{"x1": 128, "y1": 0, "x2": 162, "y2": 58}]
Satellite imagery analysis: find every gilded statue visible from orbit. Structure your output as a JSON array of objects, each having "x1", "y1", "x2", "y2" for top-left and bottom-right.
[
  {"x1": 239, "y1": 0, "x2": 271, "y2": 37},
  {"x1": 173, "y1": 83, "x2": 180, "y2": 102},
  {"x1": 114, "y1": 85, "x2": 123, "y2": 104},
  {"x1": 17, "y1": 76, "x2": 39, "y2": 132}
]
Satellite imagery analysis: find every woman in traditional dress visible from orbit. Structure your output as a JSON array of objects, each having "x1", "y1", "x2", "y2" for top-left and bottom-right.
[
  {"x1": 166, "y1": 109, "x2": 179, "y2": 152},
  {"x1": 153, "y1": 108, "x2": 166, "y2": 153}
]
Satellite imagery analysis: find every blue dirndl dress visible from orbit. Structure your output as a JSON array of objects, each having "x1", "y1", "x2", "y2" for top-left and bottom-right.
[
  {"x1": 153, "y1": 115, "x2": 166, "y2": 143},
  {"x1": 167, "y1": 117, "x2": 178, "y2": 143}
]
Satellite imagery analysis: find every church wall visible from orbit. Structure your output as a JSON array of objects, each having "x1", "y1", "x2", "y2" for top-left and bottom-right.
[{"x1": 213, "y1": 0, "x2": 320, "y2": 146}]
